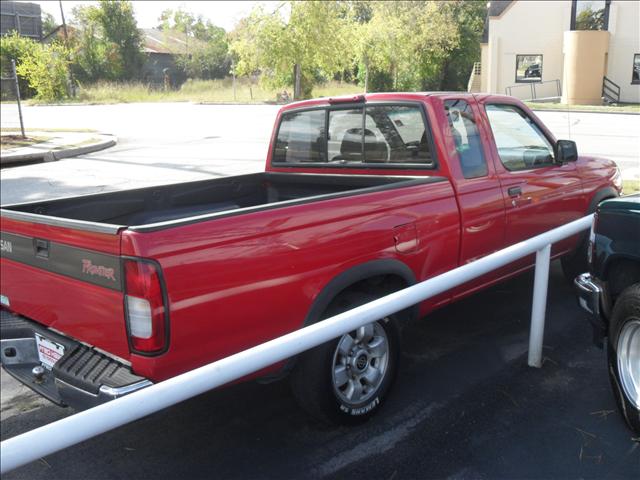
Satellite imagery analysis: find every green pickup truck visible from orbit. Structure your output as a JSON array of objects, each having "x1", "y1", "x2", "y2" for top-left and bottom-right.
[{"x1": 574, "y1": 194, "x2": 640, "y2": 434}]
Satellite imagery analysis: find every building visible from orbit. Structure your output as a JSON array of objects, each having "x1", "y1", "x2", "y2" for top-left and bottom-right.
[
  {"x1": 0, "y1": 1, "x2": 42, "y2": 40},
  {"x1": 469, "y1": 0, "x2": 640, "y2": 104},
  {"x1": 140, "y1": 28, "x2": 195, "y2": 87}
]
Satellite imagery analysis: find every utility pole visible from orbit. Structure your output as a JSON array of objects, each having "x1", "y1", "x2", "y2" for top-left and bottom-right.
[
  {"x1": 11, "y1": 59, "x2": 26, "y2": 138},
  {"x1": 58, "y1": 0, "x2": 76, "y2": 97}
]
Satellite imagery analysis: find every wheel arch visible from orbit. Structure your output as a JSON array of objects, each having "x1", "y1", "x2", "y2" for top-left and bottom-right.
[
  {"x1": 589, "y1": 186, "x2": 619, "y2": 214},
  {"x1": 301, "y1": 258, "x2": 419, "y2": 329},
  {"x1": 258, "y1": 259, "x2": 418, "y2": 384}
]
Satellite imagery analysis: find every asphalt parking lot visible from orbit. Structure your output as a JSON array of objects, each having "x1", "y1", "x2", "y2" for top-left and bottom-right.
[
  {"x1": 1, "y1": 262, "x2": 638, "y2": 479},
  {"x1": 1, "y1": 103, "x2": 639, "y2": 478}
]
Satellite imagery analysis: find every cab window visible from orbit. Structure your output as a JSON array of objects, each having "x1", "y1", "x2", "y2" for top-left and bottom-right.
[
  {"x1": 444, "y1": 99, "x2": 487, "y2": 178},
  {"x1": 485, "y1": 104, "x2": 554, "y2": 170}
]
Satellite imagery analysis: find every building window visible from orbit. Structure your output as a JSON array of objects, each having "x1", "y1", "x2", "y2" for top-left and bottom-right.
[
  {"x1": 633, "y1": 54, "x2": 640, "y2": 85},
  {"x1": 516, "y1": 55, "x2": 542, "y2": 83},
  {"x1": 571, "y1": 0, "x2": 610, "y2": 31}
]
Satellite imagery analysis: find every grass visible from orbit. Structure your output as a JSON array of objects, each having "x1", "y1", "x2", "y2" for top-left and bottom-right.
[
  {"x1": 0, "y1": 134, "x2": 51, "y2": 150},
  {"x1": 23, "y1": 78, "x2": 362, "y2": 105},
  {"x1": 526, "y1": 102, "x2": 640, "y2": 114},
  {"x1": 52, "y1": 137, "x2": 102, "y2": 150},
  {"x1": 622, "y1": 179, "x2": 640, "y2": 195}
]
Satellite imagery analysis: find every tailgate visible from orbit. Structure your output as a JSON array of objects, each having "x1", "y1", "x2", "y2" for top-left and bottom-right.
[{"x1": 0, "y1": 217, "x2": 130, "y2": 359}]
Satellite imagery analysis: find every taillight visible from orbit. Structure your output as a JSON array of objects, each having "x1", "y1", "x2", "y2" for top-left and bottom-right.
[{"x1": 124, "y1": 259, "x2": 167, "y2": 354}]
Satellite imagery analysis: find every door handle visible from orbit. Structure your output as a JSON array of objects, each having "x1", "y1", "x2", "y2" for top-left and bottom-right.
[{"x1": 507, "y1": 186, "x2": 522, "y2": 197}]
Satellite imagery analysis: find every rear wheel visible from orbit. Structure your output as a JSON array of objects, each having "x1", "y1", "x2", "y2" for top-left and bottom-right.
[
  {"x1": 607, "y1": 283, "x2": 640, "y2": 434},
  {"x1": 290, "y1": 292, "x2": 399, "y2": 425}
]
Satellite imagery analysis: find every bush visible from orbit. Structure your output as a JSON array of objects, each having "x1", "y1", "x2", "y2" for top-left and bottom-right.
[
  {"x1": 16, "y1": 42, "x2": 70, "y2": 102},
  {"x1": 0, "y1": 32, "x2": 38, "y2": 98}
]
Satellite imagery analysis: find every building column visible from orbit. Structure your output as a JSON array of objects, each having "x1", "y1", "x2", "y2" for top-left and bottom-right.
[{"x1": 561, "y1": 30, "x2": 610, "y2": 105}]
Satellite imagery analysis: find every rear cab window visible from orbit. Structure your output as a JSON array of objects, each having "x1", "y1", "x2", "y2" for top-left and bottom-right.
[{"x1": 272, "y1": 103, "x2": 436, "y2": 169}]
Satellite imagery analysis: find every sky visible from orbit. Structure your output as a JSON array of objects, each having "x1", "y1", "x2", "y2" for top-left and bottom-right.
[{"x1": 20, "y1": 1, "x2": 282, "y2": 31}]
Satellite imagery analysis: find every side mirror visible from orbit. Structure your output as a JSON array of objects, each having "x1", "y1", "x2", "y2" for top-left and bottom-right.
[{"x1": 555, "y1": 139, "x2": 578, "y2": 163}]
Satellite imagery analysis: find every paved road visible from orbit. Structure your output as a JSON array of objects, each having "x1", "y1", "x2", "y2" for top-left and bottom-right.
[
  {"x1": 1, "y1": 103, "x2": 639, "y2": 204},
  {"x1": 2, "y1": 263, "x2": 638, "y2": 479}
]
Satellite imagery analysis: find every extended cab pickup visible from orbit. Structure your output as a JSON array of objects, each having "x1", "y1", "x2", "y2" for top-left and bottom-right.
[{"x1": 0, "y1": 93, "x2": 622, "y2": 423}]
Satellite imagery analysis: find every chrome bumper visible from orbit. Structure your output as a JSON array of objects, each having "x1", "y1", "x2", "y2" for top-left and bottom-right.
[
  {"x1": 1, "y1": 310, "x2": 151, "y2": 410},
  {"x1": 574, "y1": 272, "x2": 607, "y2": 345}
]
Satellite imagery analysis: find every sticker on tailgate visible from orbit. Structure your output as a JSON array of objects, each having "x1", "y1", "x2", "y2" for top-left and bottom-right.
[{"x1": 35, "y1": 333, "x2": 65, "y2": 369}]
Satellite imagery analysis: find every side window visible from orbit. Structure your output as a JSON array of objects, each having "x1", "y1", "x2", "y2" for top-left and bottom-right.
[
  {"x1": 444, "y1": 99, "x2": 488, "y2": 179},
  {"x1": 485, "y1": 104, "x2": 555, "y2": 171},
  {"x1": 273, "y1": 110, "x2": 326, "y2": 163}
]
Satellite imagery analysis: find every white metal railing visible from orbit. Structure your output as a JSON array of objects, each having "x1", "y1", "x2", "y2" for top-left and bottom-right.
[{"x1": 0, "y1": 214, "x2": 593, "y2": 473}]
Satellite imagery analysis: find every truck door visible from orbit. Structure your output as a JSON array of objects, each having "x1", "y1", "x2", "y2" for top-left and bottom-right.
[
  {"x1": 480, "y1": 102, "x2": 583, "y2": 254},
  {"x1": 441, "y1": 97, "x2": 507, "y2": 267}
]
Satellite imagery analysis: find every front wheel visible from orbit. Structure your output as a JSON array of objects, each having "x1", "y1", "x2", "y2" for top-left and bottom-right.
[
  {"x1": 607, "y1": 283, "x2": 640, "y2": 434},
  {"x1": 290, "y1": 292, "x2": 399, "y2": 425}
]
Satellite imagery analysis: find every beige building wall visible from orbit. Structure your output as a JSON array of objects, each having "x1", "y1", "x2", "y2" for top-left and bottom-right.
[
  {"x1": 480, "y1": 44, "x2": 489, "y2": 93},
  {"x1": 561, "y1": 31, "x2": 610, "y2": 105},
  {"x1": 481, "y1": 0, "x2": 639, "y2": 104},
  {"x1": 606, "y1": 1, "x2": 640, "y2": 103},
  {"x1": 485, "y1": 1, "x2": 571, "y2": 100}
]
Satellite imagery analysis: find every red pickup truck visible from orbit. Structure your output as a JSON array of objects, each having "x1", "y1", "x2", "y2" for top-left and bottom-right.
[{"x1": 0, "y1": 93, "x2": 621, "y2": 424}]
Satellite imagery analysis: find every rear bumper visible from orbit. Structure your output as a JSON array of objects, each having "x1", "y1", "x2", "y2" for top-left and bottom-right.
[
  {"x1": 0, "y1": 310, "x2": 151, "y2": 410},
  {"x1": 573, "y1": 273, "x2": 607, "y2": 345}
]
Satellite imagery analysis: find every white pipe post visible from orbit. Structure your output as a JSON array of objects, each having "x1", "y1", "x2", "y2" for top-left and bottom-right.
[{"x1": 528, "y1": 244, "x2": 552, "y2": 367}]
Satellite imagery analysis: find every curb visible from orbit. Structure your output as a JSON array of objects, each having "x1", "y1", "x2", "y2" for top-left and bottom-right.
[
  {"x1": 530, "y1": 108, "x2": 639, "y2": 115},
  {"x1": 1, "y1": 135, "x2": 117, "y2": 166},
  {"x1": 195, "y1": 101, "x2": 278, "y2": 106}
]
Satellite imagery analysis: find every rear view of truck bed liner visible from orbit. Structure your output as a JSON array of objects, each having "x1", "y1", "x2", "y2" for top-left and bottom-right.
[{"x1": 1, "y1": 172, "x2": 444, "y2": 233}]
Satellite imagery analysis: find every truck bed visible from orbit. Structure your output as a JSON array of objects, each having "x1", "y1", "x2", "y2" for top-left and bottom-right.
[{"x1": 1, "y1": 173, "x2": 443, "y2": 233}]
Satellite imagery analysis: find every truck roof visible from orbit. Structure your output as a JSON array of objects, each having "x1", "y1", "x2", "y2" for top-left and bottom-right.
[{"x1": 280, "y1": 92, "x2": 514, "y2": 111}]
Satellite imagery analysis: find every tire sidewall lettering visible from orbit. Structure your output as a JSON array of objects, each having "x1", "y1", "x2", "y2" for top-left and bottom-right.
[{"x1": 339, "y1": 396, "x2": 380, "y2": 416}]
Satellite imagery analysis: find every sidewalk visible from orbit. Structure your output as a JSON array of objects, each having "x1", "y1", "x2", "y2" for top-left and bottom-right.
[{"x1": 0, "y1": 130, "x2": 116, "y2": 167}]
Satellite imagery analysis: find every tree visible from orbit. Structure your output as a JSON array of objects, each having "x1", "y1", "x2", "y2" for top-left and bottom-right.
[
  {"x1": 158, "y1": 7, "x2": 224, "y2": 43},
  {"x1": 230, "y1": 2, "x2": 354, "y2": 98},
  {"x1": 69, "y1": 0, "x2": 142, "y2": 82},
  {"x1": 158, "y1": 7, "x2": 230, "y2": 79},
  {"x1": 352, "y1": 1, "x2": 460, "y2": 92},
  {"x1": 94, "y1": 0, "x2": 143, "y2": 80},
  {"x1": 70, "y1": 5, "x2": 122, "y2": 82},
  {"x1": 42, "y1": 12, "x2": 57, "y2": 38},
  {"x1": 437, "y1": 1, "x2": 486, "y2": 91}
]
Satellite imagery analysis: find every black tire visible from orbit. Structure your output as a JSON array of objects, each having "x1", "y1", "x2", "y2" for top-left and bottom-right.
[
  {"x1": 607, "y1": 283, "x2": 640, "y2": 434},
  {"x1": 290, "y1": 292, "x2": 400, "y2": 425}
]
